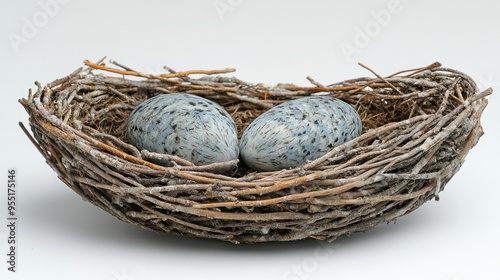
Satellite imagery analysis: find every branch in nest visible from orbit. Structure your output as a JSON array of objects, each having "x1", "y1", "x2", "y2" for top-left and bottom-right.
[{"x1": 83, "y1": 59, "x2": 236, "y2": 80}]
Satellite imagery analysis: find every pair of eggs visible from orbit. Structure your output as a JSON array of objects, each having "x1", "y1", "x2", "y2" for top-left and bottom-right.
[{"x1": 126, "y1": 93, "x2": 362, "y2": 172}]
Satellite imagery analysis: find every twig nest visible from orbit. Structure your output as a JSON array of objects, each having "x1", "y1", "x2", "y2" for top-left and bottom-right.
[
  {"x1": 240, "y1": 96, "x2": 362, "y2": 171},
  {"x1": 19, "y1": 59, "x2": 491, "y2": 243},
  {"x1": 126, "y1": 93, "x2": 239, "y2": 168}
]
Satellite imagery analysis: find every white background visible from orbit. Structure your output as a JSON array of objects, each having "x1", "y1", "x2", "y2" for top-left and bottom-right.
[{"x1": 1, "y1": 1, "x2": 499, "y2": 279}]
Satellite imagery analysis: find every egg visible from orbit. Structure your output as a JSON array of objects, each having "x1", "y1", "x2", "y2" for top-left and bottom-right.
[
  {"x1": 126, "y1": 93, "x2": 239, "y2": 167},
  {"x1": 239, "y1": 96, "x2": 362, "y2": 171}
]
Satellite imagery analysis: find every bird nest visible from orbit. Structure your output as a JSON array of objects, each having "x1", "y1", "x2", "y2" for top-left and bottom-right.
[{"x1": 20, "y1": 59, "x2": 491, "y2": 243}]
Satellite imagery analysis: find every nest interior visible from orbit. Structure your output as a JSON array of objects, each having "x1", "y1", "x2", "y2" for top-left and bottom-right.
[{"x1": 20, "y1": 60, "x2": 491, "y2": 243}]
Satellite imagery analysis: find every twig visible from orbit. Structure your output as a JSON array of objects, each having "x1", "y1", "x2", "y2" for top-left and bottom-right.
[
  {"x1": 84, "y1": 59, "x2": 236, "y2": 79},
  {"x1": 358, "y1": 62, "x2": 405, "y2": 95}
]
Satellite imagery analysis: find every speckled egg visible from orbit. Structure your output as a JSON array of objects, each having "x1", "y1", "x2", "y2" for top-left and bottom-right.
[
  {"x1": 239, "y1": 96, "x2": 362, "y2": 171},
  {"x1": 126, "y1": 93, "x2": 239, "y2": 167}
]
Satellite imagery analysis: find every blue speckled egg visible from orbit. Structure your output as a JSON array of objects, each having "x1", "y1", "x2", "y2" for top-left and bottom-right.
[
  {"x1": 239, "y1": 96, "x2": 362, "y2": 171},
  {"x1": 126, "y1": 93, "x2": 239, "y2": 167}
]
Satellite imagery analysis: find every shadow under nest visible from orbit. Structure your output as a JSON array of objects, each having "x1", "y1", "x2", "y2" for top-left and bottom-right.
[{"x1": 20, "y1": 59, "x2": 490, "y2": 243}]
